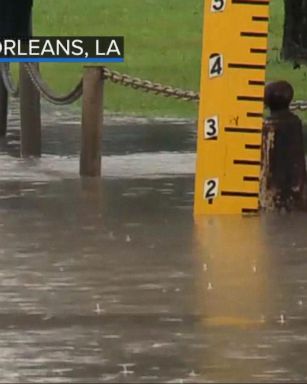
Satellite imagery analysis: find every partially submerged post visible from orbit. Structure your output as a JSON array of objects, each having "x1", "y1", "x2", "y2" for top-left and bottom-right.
[
  {"x1": 19, "y1": 63, "x2": 42, "y2": 157},
  {"x1": 261, "y1": 81, "x2": 306, "y2": 211},
  {"x1": 80, "y1": 66, "x2": 104, "y2": 177},
  {"x1": 0, "y1": 0, "x2": 42, "y2": 156},
  {"x1": 0, "y1": 69, "x2": 8, "y2": 137}
]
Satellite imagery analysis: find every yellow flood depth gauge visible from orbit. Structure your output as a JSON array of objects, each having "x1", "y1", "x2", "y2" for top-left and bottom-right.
[{"x1": 194, "y1": 0, "x2": 270, "y2": 215}]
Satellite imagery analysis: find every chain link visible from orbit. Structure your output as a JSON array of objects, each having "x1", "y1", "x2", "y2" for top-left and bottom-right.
[
  {"x1": 102, "y1": 67, "x2": 307, "y2": 110},
  {"x1": 24, "y1": 63, "x2": 83, "y2": 105},
  {"x1": 102, "y1": 67, "x2": 200, "y2": 102},
  {"x1": 0, "y1": 63, "x2": 19, "y2": 97},
  {"x1": 290, "y1": 100, "x2": 307, "y2": 111}
]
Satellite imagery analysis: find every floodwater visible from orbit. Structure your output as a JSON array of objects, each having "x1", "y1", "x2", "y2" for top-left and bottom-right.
[{"x1": 0, "y1": 102, "x2": 307, "y2": 383}]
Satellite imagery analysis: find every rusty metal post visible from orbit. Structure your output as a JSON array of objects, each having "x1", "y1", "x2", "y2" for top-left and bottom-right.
[
  {"x1": 19, "y1": 63, "x2": 41, "y2": 157},
  {"x1": 80, "y1": 66, "x2": 103, "y2": 177},
  {"x1": 0, "y1": 69, "x2": 8, "y2": 137}
]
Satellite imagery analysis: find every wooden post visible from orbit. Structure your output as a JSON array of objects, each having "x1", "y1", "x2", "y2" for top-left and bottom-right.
[
  {"x1": 0, "y1": 69, "x2": 8, "y2": 137},
  {"x1": 19, "y1": 63, "x2": 41, "y2": 157},
  {"x1": 80, "y1": 66, "x2": 103, "y2": 177}
]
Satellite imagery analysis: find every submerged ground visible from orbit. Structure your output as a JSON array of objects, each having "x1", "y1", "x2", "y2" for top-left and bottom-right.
[{"x1": 0, "y1": 103, "x2": 306, "y2": 382}]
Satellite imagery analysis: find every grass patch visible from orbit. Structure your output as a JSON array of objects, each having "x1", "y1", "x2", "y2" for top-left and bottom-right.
[{"x1": 14, "y1": 0, "x2": 307, "y2": 119}]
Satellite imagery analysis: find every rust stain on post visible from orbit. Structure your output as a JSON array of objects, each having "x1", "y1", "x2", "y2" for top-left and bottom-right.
[
  {"x1": 0, "y1": 71, "x2": 8, "y2": 137},
  {"x1": 80, "y1": 66, "x2": 103, "y2": 177},
  {"x1": 19, "y1": 63, "x2": 41, "y2": 157}
]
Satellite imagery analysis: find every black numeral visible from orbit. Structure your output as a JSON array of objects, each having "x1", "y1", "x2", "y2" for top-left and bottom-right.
[
  {"x1": 211, "y1": 0, "x2": 226, "y2": 12},
  {"x1": 209, "y1": 54, "x2": 223, "y2": 78},
  {"x1": 205, "y1": 116, "x2": 219, "y2": 139},
  {"x1": 204, "y1": 178, "x2": 219, "y2": 200}
]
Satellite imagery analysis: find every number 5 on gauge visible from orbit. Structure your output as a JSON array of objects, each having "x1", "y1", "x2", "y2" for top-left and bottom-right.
[
  {"x1": 204, "y1": 178, "x2": 219, "y2": 201},
  {"x1": 211, "y1": 0, "x2": 226, "y2": 12}
]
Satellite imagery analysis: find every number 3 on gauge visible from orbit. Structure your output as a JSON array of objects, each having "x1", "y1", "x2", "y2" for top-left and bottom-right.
[
  {"x1": 204, "y1": 178, "x2": 219, "y2": 201},
  {"x1": 211, "y1": 0, "x2": 226, "y2": 12},
  {"x1": 204, "y1": 116, "x2": 219, "y2": 139}
]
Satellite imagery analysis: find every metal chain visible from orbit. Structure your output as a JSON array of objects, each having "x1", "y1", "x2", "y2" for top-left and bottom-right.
[
  {"x1": 0, "y1": 63, "x2": 19, "y2": 97},
  {"x1": 102, "y1": 67, "x2": 200, "y2": 102},
  {"x1": 23, "y1": 63, "x2": 83, "y2": 105},
  {"x1": 102, "y1": 67, "x2": 307, "y2": 110},
  {"x1": 2, "y1": 62, "x2": 307, "y2": 111},
  {"x1": 290, "y1": 100, "x2": 307, "y2": 111}
]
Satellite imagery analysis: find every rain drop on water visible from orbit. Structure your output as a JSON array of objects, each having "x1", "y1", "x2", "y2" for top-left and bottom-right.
[
  {"x1": 108, "y1": 231, "x2": 116, "y2": 240},
  {"x1": 189, "y1": 370, "x2": 199, "y2": 377},
  {"x1": 118, "y1": 363, "x2": 135, "y2": 376},
  {"x1": 278, "y1": 313, "x2": 286, "y2": 324},
  {"x1": 94, "y1": 303, "x2": 103, "y2": 315}
]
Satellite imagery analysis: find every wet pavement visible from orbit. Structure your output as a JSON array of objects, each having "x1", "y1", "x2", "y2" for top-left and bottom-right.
[{"x1": 0, "y1": 102, "x2": 307, "y2": 383}]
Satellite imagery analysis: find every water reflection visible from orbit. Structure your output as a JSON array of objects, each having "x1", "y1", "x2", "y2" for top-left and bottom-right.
[
  {"x1": 194, "y1": 216, "x2": 272, "y2": 327},
  {"x1": 193, "y1": 215, "x2": 307, "y2": 383}
]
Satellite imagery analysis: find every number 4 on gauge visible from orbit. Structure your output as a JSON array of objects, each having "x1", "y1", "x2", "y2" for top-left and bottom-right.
[
  {"x1": 204, "y1": 178, "x2": 219, "y2": 203},
  {"x1": 209, "y1": 53, "x2": 223, "y2": 78}
]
